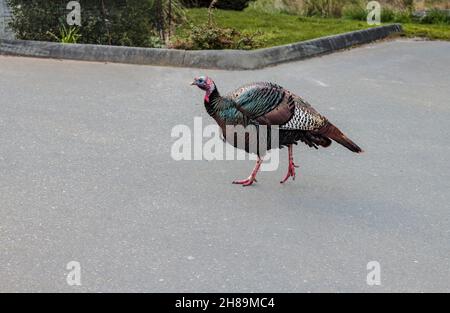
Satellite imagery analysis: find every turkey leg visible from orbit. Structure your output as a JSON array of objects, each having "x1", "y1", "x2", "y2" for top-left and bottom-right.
[{"x1": 280, "y1": 145, "x2": 299, "y2": 183}]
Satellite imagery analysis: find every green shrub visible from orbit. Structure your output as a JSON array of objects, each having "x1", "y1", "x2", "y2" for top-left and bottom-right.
[
  {"x1": 146, "y1": 35, "x2": 165, "y2": 48},
  {"x1": 7, "y1": 0, "x2": 62, "y2": 41},
  {"x1": 343, "y1": 3, "x2": 413, "y2": 23},
  {"x1": 343, "y1": 4, "x2": 396, "y2": 22},
  {"x1": 246, "y1": 0, "x2": 294, "y2": 14},
  {"x1": 381, "y1": 7, "x2": 396, "y2": 22},
  {"x1": 302, "y1": 0, "x2": 348, "y2": 18},
  {"x1": 393, "y1": 10, "x2": 412, "y2": 23},
  {"x1": 342, "y1": 4, "x2": 367, "y2": 21},
  {"x1": 170, "y1": 23, "x2": 261, "y2": 49},
  {"x1": 248, "y1": 0, "x2": 314, "y2": 14},
  {"x1": 7, "y1": 0, "x2": 185, "y2": 47},
  {"x1": 421, "y1": 8, "x2": 450, "y2": 24}
]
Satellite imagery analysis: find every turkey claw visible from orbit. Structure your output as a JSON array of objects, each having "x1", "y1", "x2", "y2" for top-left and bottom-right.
[
  {"x1": 233, "y1": 177, "x2": 257, "y2": 187},
  {"x1": 280, "y1": 162, "x2": 299, "y2": 184}
]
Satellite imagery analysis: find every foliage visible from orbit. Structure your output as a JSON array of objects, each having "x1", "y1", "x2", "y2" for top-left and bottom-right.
[
  {"x1": 171, "y1": 22, "x2": 261, "y2": 49},
  {"x1": 248, "y1": 0, "x2": 357, "y2": 17},
  {"x1": 380, "y1": 7, "x2": 396, "y2": 22},
  {"x1": 7, "y1": 0, "x2": 62, "y2": 41},
  {"x1": 341, "y1": 0, "x2": 450, "y2": 24},
  {"x1": 246, "y1": 0, "x2": 303, "y2": 14},
  {"x1": 6, "y1": 0, "x2": 185, "y2": 47},
  {"x1": 181, "y1": 0, "x2": 251, "y2": 11},
  {"x1": 392, "y1": 10, "x2": 413, "y2": 23},
  {"x1": 302, "y1": 0, "x2": 348, "y2": 18},
  {"x1": 6, "y1": 0, "x2": 450, "y2": 52},
  {"x1": 342, "y1": 4, "x2": 367, "y2": 21},
  {"x1": 147, "y1": 35, "x2": 165, "y2": 48},
  {"x1": 247, "y1": 0, "x2": 448, "y2": 20},
  {"x1": 171, "y1": 4, "x2": 260, "y2": 49},
  {"x1": 343, "y1": 1, "x2": 450, "y2": 24},
  {"x1": 342, "y1": 2, "x2": 413, "y2": 23},
  {"x1": 420, "y1": 8, "x2": 450, "y2": 24},
  {"x1": 47, "y1": 24, "x2": 81, "y2": 44}
]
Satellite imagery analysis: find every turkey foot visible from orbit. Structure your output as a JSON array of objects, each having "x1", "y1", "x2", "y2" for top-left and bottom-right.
[
  {"x1": 280, "y1": 161, "x2": 299, "y2": 184},
  {"x1": 233, "y1": 157, "x2": 262, "y2": 187},
  {"x1": 233, "y1": 177, "x2": 258, "y2": 187}
]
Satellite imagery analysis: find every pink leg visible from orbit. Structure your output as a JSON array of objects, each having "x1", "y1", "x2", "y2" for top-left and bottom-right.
[
  {"x1": 233, "y1": 157, "x2": 263, "y2": 187},
  {"x1": 280, "y1": 145, "x2": 299, "y2": 184}
]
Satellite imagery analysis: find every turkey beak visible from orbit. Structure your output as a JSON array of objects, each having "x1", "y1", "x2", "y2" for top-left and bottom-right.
[{"x1": 190, "y1": 80, "x2": 196, "y2": 86}]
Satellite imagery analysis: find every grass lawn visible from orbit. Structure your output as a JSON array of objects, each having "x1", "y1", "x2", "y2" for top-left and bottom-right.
[
  {"x1": 178, "y1": 8, "x2": 450, "y2": 49},
  {"x1": 402, "y1": 23, "x2": 450, "y2": 40}
]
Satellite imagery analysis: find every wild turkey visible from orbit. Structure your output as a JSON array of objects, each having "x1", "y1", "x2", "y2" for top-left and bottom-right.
[{"x1": 191, "y1": 76, "x2": 363, "y2": 186}]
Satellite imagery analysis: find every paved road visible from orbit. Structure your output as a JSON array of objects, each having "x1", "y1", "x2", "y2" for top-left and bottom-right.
[{"x1": 0, "y1": 39, "x2": 449, "y2": 292}]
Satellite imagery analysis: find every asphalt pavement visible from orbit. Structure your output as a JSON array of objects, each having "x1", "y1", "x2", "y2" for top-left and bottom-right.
[{"x1": 0, "y1": 39, "x2": 449, "y2": 292}]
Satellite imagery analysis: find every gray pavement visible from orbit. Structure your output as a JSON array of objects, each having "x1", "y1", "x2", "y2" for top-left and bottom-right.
[{"x1": 0, "y1": 39, "x2": 450, "y2": 292}]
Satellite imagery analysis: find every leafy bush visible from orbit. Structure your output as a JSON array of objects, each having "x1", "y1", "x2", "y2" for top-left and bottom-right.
[
  {"x1": 342, "y1": 4, "x2": 367, "y2": 21},
  {"x1": 343, "y1": 2, "x2": 414, "y2": 23},
  {"x1": 172, "y1": 2, "x2": 260, "y2": 50},
  {"x1": 302, "y1": 0, "x2": 348, "y2": 18},
  {"x1": 246, "y1": 0, "x2": 303, "y2": 14},
  {"x1": 146, "y1": 35, "x2": 165, "y2": 48},
  {"x1": 7, "y1": 0, "x2": 62, "y2": 41},
  {"x1": 7, "y1": 0, "x2": 185, "y2": 47},
  {"x1": 393, "y1": 10, "x2": 412, "y2": 23},
  {"x1": 170, "y1": 23, "x2": 261, "y2": 49},
  {"x1": 249, "y1": 0, "x2": 354, "y2": 17},
  {"x1": 421, "y1": 8, "x2": 450, "y2": 24},
  {"x1": 381, "y1": 7, "x2": 396, "y2": 22}
]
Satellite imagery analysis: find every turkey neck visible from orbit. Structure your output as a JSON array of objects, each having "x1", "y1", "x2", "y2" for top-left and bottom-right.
[
  {"x1": 203, "y1": 87, "x2": 222, "y2": 116},
  {"x1": 204, "y1": 88, "x2": 246, "y2": 130}
]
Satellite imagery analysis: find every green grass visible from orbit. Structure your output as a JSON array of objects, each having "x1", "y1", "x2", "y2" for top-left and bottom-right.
[
  {"x1": 402, "y1": 23, "x2": 450, "y2": 41},
  {"x1": 179, "y1": 8, "x2": 374, "y2": 48},
  {"x1": 177, "y1": 8, "x2": 450, "y2": 49}
]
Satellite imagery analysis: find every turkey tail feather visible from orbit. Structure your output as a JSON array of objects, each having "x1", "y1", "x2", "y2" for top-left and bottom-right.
[{"x1": 318, "y1": 122, "x2": 363, "y2": 153}]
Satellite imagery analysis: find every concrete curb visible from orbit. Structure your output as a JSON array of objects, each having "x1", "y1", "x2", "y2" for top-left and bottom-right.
[{"x1": 0, "y1": 24, "x2": 402, "y2": 70}]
